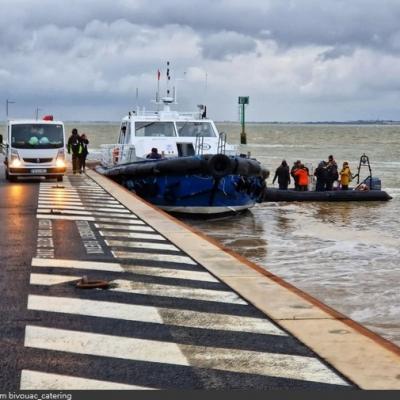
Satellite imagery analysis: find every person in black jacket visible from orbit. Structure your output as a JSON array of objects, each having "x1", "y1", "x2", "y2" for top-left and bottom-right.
[
  {"x1": 273, "y1": 160, "x2": 291, "y2": 190},
  {"x1": 67, "y1": 128, "x2": 83, "y2": 174},
  {"x1": 325, "y1": 155, "x2": 338, "y2": 190},
  {"x1": 80, "y1": 133, "x2": 89, "y2": 173},
  {"x1": 314, "y1": 161, "x2": 328, "y2": 191}
]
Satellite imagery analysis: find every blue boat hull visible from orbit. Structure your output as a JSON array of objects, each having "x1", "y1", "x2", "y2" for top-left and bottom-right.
[
  {"x1": 97, "y1": 155, "x2": 268, "y2": 214},
  {"x1": 123, "y1": 174, "x2": 264, "y2": 214}
]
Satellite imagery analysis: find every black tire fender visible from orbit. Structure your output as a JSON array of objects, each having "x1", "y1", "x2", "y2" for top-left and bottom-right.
[{"x1": 207, "y1": 154, "x2": 234, "y2": 178}]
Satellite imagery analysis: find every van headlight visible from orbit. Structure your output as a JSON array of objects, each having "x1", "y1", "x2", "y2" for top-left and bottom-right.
[
  {"x1": 56, "y1": 149, "x2": 66, "y2": 168},
  {"x1": 10, "y1": 150, "x2": 22, "y2": 168},
  {"x1": 56, "y1": 159, "x2": 66, "y2": 168}
]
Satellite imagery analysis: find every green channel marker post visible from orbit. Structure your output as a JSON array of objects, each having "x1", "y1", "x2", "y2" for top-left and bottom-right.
[{"x1": 238, "y1": 96, "x2": 249, "y2": 144}]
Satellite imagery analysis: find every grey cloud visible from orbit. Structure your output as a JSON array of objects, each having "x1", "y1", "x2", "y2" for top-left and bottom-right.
[
  {"x1": 201, "y1": 31, "x2": 257, "y2": 60},
  {"x1": 318, "y1": 45, "x2": 356, "y2": 61},
  {"x1": 3, "y1": 0, "x2": 400, "y2": 53}
]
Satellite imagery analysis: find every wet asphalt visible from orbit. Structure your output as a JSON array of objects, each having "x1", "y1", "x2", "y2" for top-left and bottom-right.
[{"x1": 0, "y1": 160, "x2": 356, "y2": 390}]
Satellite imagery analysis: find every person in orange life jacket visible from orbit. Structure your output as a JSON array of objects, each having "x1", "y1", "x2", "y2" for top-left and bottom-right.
[
  {"x1": 294, "y1": 164, "x2": 309, "y2": 191},
  {"x1": 67, "y1": 128, "x2": 83, "y2": 174},
  {"x1": 273, "y1": 160, "x2": 291, "y2": 190},
  {"x1": 146, "y1": 147, "x2": 162, "y2": 160},
  {"x1": 80, "y1": 133, "x2": 89, "y2": 173},
  {"x1": 339, "y1": 161, "x2": 352, "y2": 190}
]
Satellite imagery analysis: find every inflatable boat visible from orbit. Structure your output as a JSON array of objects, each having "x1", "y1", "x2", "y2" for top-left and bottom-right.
[{"x1": 263, "y1": 188, "x2": 392, "y2": 202}]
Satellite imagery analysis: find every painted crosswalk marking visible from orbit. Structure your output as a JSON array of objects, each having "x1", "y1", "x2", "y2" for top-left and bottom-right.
[
  {"x1": 38, "y1": 205, "x2": 129, "y2": 212},
  {"x1": 100, "y1": 231, "x2": 165, "y2": 241},
  {"x1": 110, "y1": 279, "x2": 247, "y2": 304},
  {"x1": 112, "y1": 251, "x2": 196, "y2": 265},
  {"x1": 27, "y1": 176, "x2": 351, "y2": 389},
  {"x1": 39, "y1": 200, "x2": 123, "y2": 207},
  {"x1": 30, "y1": 273, "x2": 80, "y2": 285},
  {"x1": 31, "y1": 258, "x2": 216, "y2": 282},
  {"x1": 37, "y1": 214, "x2": 141, "y2": 223},
  {"x1": 105, "y1": 239, "x2": 179, "y2": 252},
  {"x1": 24, "y1": 326, "x2": 347, "y2": 385},
  {"x1": 20, "y1": 370, "x2": 154, "y2": 390},
  {"x1": 27, "y1": 295, "x2": 285, "y2": 336},
  {"x1": 95, "y1": 223, "x2": 153, "y2": 231},
  {"x1": 38, "y1": 209, "x2": 135, "y2": 218}
]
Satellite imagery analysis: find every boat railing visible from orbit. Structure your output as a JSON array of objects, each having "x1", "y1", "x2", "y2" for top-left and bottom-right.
[
  {"x1": 100, "y1": 144, "x2": 137, "y2": 167},
  {"x1": 131, "y1": 110, "x2": 202, "y2": 120},
  {"x1": 195, "y1": 134, "x2": 205, "y2": 155},
  {"x1": 217, "y1": 132, "x2": 227, "y2": 154}
]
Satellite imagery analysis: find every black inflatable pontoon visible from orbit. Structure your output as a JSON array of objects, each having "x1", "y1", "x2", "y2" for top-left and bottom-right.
[{"x1": 263, "y1": 188, "x2": 392, "y2": 202}]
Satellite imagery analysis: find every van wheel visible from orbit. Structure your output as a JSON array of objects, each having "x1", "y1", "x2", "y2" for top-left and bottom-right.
[{"x1": 57, "y1": 176, "x2": 63, "y2": 182}]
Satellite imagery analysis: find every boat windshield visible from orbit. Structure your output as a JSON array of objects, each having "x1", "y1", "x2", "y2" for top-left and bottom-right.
[
  {"x1": 176, "y1": 122, "x2": 217, "y2": 137},
  {"x1": 135, "y1": 122, "x2": 176, "y2": 137},
  {"x1": 11, "y1": 124, "x2": 64, "y2": 149}
]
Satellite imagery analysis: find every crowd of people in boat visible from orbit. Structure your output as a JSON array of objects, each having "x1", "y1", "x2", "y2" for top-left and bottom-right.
[{"x1": 272, "y1": 155, "x2": 358, "y2": 191}]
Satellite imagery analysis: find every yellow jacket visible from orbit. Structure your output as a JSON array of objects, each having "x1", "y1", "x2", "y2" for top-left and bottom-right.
[{"x1": 340, "y1": 166, "x2": 352, "y2": 185}]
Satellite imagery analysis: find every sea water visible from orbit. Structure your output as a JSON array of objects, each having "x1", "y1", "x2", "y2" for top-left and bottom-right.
[{"x1": 67, "y1": 122, "x2": 400, "y2": 346}]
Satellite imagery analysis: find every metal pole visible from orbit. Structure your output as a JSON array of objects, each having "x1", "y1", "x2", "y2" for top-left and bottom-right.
[
  {"x1": 240, "y1": 103, "x2": 247, "y2": 144},
  {"x1": 35, "y1": 107, "x2": 41, "y2": 120},
  {"x1": 6, "y1": 99, "x2": 15, "y2": 118}
]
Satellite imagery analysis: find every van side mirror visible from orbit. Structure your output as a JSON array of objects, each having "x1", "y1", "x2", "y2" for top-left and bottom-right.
[{"x1": 0, "y1": 134, "x2": 3, "y2": 144}]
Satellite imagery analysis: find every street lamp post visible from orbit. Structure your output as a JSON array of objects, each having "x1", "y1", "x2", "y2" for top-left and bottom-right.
[{"x1": 6, "y1": 99, "x2": 16, "y2": 118}]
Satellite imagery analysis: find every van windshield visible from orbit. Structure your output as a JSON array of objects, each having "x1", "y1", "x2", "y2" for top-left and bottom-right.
[{"x1": 11, "y1": 124, "x2": 64, "y2": 149}]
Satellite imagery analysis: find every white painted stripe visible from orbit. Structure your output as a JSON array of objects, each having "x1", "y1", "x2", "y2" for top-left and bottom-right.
[
  {"x1": 37, "y1": 214, "x2": 141, "y2": 224},
  {"x1": 38, "y1": 209, "x2": 134, "y2": 217},
  {"x1": 37, "y1": 214, "x2": 96, "y2": 221},
  {"x1": 113, "y1": 251, "x2": 196, "y2": 265},
  {"x1": 24, "y1": 326, "x2": 347, "y2": 385},
  {"x1": 38, "y1": 203, "x2": 124, "y2": 210},
  {"x1": 30, "y1": 273, "x2": 80, "y2": 285},
  {"x1": 39, "y1": 194, "x2": 113, "y2": 199},
  {"x1": 95, "y1": 216, "x2": 140, "y2": 223},
  {"x1": 95, "y1": 223, "x2": 153, "y2": 231},
  {"x1": 111, "y1": 279, "x2": 247, "y2": 304},
  {"x1": 38, "y1": 205, "x2": 129, "y2": 213},
  {"x1": 40, "y1": 188, "x2": 106, "y2": 193},
  {"x1": 105, "y1": 240, "x2": 178, "y2": 252},
  {"x1": 20, "y1": 370, "x2": 153, "y2": 390},
  {"x1": 100, "y1": 231, "x2": 165, "y2": 241},
  {"x1": 39, "y1": 199, "x2": 121, "y2": 205},
  {"x1": 25, "y1": 325, "x2": 190, "y2": 366},
  {"x1": 31, "y1": 258, "x2": 217, "y2": 282},
  {"x1": 27, "y1": 295, "x2": 284, "y2": 335}
]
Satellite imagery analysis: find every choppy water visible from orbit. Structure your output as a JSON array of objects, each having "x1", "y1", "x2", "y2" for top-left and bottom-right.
[{"x1": 67, "y1": 122, "x2": 400, "y2": 346}]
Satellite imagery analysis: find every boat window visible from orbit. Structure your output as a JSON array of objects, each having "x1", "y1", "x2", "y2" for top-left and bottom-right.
[
  {"x1": 176, "y1": 122, "x2": 216, "y2": 137},
  {"x1": 118, "y1": 123, "x2": 128, "y2": 144},
  {"x1": 11, "y1": 124, "x2": 64, "y2": 149},
  {"x1": 135, "y1": 122, "x2": 176, "y2": 137}
]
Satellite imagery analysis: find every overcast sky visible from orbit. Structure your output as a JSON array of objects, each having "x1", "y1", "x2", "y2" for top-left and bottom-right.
[{"x1": 2, "y1": 0, "x2": 400, "y2": 121}]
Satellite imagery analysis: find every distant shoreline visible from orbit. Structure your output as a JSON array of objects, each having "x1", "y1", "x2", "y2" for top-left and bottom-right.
[{"x1": 2, "y1": 120, "x2": 400, "y2": 125}]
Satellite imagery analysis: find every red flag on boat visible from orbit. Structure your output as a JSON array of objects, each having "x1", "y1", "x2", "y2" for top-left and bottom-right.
[{"x1": 157, "y1": 69, "x2": 160, "y2": 80}]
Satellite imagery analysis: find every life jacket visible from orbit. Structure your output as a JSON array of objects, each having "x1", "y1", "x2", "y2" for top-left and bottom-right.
[
  {"x1": 294, "y1": 168, "x2": 309, "y2": 186},
  {"x1": 68, "y1": 135, "x2": 82, "y2": 155}
]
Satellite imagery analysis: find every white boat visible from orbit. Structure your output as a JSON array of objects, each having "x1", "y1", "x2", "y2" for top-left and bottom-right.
[{"x1": 97, "y1": 69, "x2": 268, "y2": 215}]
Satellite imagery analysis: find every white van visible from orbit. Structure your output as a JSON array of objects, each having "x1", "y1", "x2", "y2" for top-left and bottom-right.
[{"x1": 1, "y1": 116, "x2": 66, "y2": 182}]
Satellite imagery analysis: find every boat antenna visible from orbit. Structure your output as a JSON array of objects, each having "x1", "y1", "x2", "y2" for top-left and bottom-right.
[
  {"x1": 156, "y1": 69, "x2": 160, "y2": 103},
  {"x1": 166, "y1": 61, "x2": 171, "y2": 98}
]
